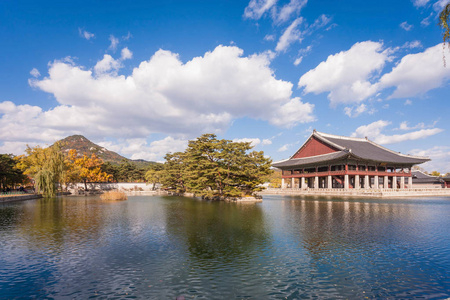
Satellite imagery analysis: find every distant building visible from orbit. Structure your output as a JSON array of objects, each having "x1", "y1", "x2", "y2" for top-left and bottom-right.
[
  {"x1": 411, "y1": 170, "x2": 444, "y2": 189},
  {"x1": 272, "y1": 130, "x2": 429, "y2": 190}
]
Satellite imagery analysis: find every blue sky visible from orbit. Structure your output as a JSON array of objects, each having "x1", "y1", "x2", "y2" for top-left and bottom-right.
[{"x1": 1, "y1": 0, "x2": 450, "y2": 172}]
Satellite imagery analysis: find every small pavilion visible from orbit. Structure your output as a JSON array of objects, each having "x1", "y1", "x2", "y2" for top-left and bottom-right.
[{"x1": 272, "y1": 130, "x2": 429, "y2": 190}]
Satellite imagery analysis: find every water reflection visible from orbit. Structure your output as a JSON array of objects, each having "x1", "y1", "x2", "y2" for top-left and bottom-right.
[{"x1": 0, "y1": 195, "x2": 449, "y2": 299}]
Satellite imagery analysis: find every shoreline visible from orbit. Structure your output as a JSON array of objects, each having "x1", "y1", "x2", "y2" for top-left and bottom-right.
[
  {"x1": 259, "y1": 188, "x2": 450, "y2": 198},
  {"x1": 0, "y1": 194, "x2": 43, "y2": 203}
]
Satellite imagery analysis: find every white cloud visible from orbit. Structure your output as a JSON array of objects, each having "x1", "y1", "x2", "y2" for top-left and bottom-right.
[
  {"x1": 244, "y1": 0, "x2": 278, "y2": 19},
  {"x1": 276, "y1": 18, "x2": 303, "y2": 52},
  {"x1": 344, "y1": 103, "x2": 368, "y2": 118},
  {"x1": 278, "y1": 144, "x2": 291, "y2": 152},
  {"x1": 122, "y1": 32, "x2": 132, "y2": 41},
  {"x1": 398, "y1": 121, "x2": 425, "y2": 130},
  {"x1": 94, "y1": 54, "x2": 122, "y2": 76},
  {"x1": 232, "y1": 138, "x2": 261, "y2": 147},
  {"x1": 293, "y1": 57, "x2": 303, "y2": 66},
  {"x1": 262, "y1": 139, "x2": 272, "y2": 145},
  {"x1": 433, "y1": 0, "x2": 449, "y2": 11},
  {"x1": 30, "y1": 68, "x2": 40, "y2": 78},
  {"x1": 351, "y1": 120, "x2": 443, "y2": 144},
  {"x1": 403, "y1": 40, "x2": 422, "y2": 49},
  {"x1": 264, "y1": 34, "x2": 276, "y2": 41},
  {"x1": 276, "y1": 0, "x2": 308, "y2": 24},
  {"x1": 400, "y1": 21, "x2": 413, "y2": 31},
  {"x1": 299, "y1": 41, "x2": 390, "y2": 105},
  {"x1": 404, "y1": 99, "x2": 412, "y2": 105},
  {"x1": 410, "y1": 146, "x2": 450, "y2": 173},
  {"x1": 109, "y1": 35, "x2": 119, "y2": 51},
  {"x1": 7, "y1": 45, "x2": 313, "y2": 155},
  {"x1": 379, "y1": 43, "x2": 450, "y2": 99},
  {"x1": 99, "y1": 136, "x2": 188, "y2": 162},
  {"x1": 78, "y1": 28, "x2": 95, "y2": 40},
  {"x1": 121, "y1": 47, "x2": 133, "y2": 60},
  {"x1": 412, "y1": 0, "x2": 430, "y2": 7}
]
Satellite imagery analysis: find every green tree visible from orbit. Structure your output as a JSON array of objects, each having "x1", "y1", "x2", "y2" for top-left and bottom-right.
[
  {"x1": 160, "y1": 152, "x2": 187, "y2": 193},
  {"x1": 145, "y1": 164, "x2": 163, "y2": 190},
  {"x1": 17, "y1": 144, "x2": 65, "y2": 197},
  {"x1": 161, "y1": 134, "x2": 272, "y2": 199}
]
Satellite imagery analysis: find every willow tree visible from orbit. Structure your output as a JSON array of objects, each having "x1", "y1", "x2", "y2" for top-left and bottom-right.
[
  {"x1": 17, "y1": 143, "x2": 65, "y2": 197},
  {"x1": 439, "y1": 2, "x2": 450, "y2": 65}
]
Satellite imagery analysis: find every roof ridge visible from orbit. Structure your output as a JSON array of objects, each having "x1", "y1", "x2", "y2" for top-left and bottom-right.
[
  {"x1": 288, "y1": 150, "x2": 346, "y2": 161},
  {"x1": 317, "y1": 131, "x2": 429, "y2": 161},
  {"x1": 315, "y1": 131, "x2": 367, "y2": 142},
  {"x1": 365, "y1": 139, "x2": 430, "y2": 160}
]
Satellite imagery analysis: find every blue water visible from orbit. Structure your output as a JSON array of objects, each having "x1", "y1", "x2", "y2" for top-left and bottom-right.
[{"x1": 0, "y1": 195, "x2": 449, "y2": 299}]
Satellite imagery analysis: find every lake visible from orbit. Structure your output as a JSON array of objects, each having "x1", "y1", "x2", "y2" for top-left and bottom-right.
[{"x1": 1, "y1": 195, "x2": 449, "y2": 299}]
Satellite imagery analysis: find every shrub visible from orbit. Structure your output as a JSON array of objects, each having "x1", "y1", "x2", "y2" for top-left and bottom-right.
[{"x1": 100, "y1": 190, "x2": 127, "y2": 201}]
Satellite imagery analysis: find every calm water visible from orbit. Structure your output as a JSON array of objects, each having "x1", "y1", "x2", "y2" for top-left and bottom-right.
[{"x1": 0, "y1": 195, "x2": 449, "y2": 299}]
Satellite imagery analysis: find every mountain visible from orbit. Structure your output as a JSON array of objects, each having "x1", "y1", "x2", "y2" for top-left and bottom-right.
[{"x1": 56, "y1": 135, "x2": 156, "y2": 167}]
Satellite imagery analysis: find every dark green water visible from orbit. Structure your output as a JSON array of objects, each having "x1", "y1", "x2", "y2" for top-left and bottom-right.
[{"x1": 0, "y1": 195, "x2": 449, "y2": 299}]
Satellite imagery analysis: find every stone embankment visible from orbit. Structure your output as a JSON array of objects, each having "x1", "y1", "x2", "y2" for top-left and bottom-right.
[
  {"x1": 0, "y1": 194, "x2": 42, "y2": 203},
  {"x1": 260, "y1": 188, "x2": 450, "y2": 198}
]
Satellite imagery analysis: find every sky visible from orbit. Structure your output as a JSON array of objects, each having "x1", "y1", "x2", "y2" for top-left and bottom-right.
[{"x1": 1, "y1": 0, "x2": 450, "y2": 172}]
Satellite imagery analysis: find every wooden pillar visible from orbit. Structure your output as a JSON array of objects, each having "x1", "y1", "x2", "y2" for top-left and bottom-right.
[
  {"x1": 355, "y1": 174, "x2": 360, "y2": 189},
  {"x1": 384, "y1": 175, "x2": 389, "y2": 189},
  {"x1": 400, "y1": 176, "x2": 405, "y2": 189},
  {"x1": 344, "y1": 174, "x2": 349, "y2": 189},
  {"x1": 393, "y1": 175, "x2": 397, "y2": 189}
]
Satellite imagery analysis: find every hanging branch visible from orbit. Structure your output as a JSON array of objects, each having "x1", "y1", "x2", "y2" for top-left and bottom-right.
[{"x1": 439, "y1": 3, "x2": 450, "y2": 67}]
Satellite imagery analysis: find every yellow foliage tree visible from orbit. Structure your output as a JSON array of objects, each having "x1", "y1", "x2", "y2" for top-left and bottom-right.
[{"x1": 67, "y1": 150, "x2": 112, "y2": 191}]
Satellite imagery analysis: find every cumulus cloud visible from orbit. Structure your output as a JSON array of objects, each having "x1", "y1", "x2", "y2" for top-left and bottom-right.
[
  {"x1": 244, "y1": 0, "x2": 278, "y2": 19},
  {"x1": 121, "y1": 47, "x2": 133, "y2": 60},
  {"x1": 400, "y1": 21, "x2": 413, "y2": 31},
  {"x1": 404, "y1": 99, "x2": 412, "y2": 105},
  {"x1": 351, "y1": 120, "x2": 443, "y2": 144},
  {"x1": 262, "y1": 139, "x2": 272, "y2": 145},
  {"x1": 30, "y1": 68, "x2": 40, "y2": 78},
  {"x1": 78, "y1": 28, "x2": 95, "y2": 40},
  {"x1": 109, "y1": 35, "x2": 119, "y2": 51},
  {"x1": 2, "y1": 45, "x2": 314, "y2": 157},
  {"x1": 410, "y1": 146, "x2": 450, "y2": 173},
  {"x1": 264, "y1": 34, "x2": 276, "y2": 41},
  {"x1": 94, "y1": 54, "x2": 122, "y2": 76},
  {"x1": 299, "y1": 41, "x2": 390, "y2": 105},
  {"x1": 379, "y1": 43, "x2": 450, "y2": 99}
]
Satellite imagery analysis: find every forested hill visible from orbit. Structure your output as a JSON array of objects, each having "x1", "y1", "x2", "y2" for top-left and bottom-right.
[{"x1": 56, "y1": 135, "x2": 156, "y2": 167}]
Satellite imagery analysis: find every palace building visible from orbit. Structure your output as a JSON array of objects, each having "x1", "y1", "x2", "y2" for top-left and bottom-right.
[{"x1": 272, "y1": 130, "x2": 430, "y2": 190}]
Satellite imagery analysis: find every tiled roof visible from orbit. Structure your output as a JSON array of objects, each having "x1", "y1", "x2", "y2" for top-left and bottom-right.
[
  {"x1": 273, "y1": 151, "x2": 348, "y2": 168},
  {"x1": 273, "y1": 131, "x2": 429, "y2": 169},
  {"x1": 316, "y1": 132, "x2": 429, "y2": 164}
]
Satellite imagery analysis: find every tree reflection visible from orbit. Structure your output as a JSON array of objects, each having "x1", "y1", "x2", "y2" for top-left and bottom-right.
[{"x1": 163, "y1": 197, "x2": 270, "y2": 261}]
